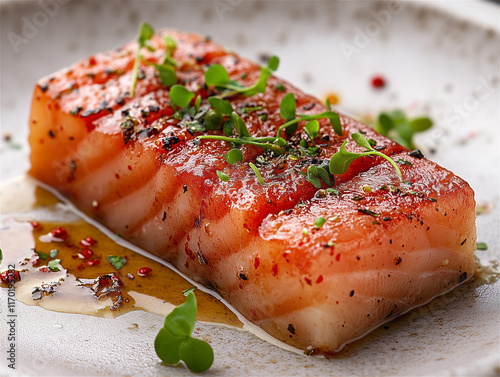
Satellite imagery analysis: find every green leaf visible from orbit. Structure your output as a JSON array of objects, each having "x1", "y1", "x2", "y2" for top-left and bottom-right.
[
  {"x1": 352, "y1": 132, "x2": 374, "y2": 150},
  {"x1": 155, "y1": 327, "x2": 184, "y2": 365},
  {"x1": 304, "y1": 120, "x2": 319, "y2": 141},
  {"x1": 225, "y1": 149, "x2": 243, "y2": 165},
  {"x1": 35, "y1": 250, "x2": 49, "y2": 260},
  {"x1": 49, "y1": 249, "x2": 59, "y2": 258},
  {"x1": 205, "y1": 64, "x2": 230, "y2": 87},
  {"x1": 47, "y1": 259, "x2": 61, "y2": 272},
  {"x1": 138, "y1": 22, "x2": 154, "y2": 47},
  {"x1": 178, "y1": 337, "x2": 214, "y2": 373},
  {"x1": 377, "y1": 113, "x2": 393, "y2": 135},
  {"x1": 305, "y1": 165, "x2": 322, "y2": 188},
  {"x1": 208, "y1": 97, "x2": 234, "y2": 115},
  {"x1": 316, "y1": 165, "x2": 334, "y2": 186},
  {"x1": 164, "y1": 34, "x2": 176, "y2": 52},
  {"x1": 476, "y1": 242, "x2": 488, "y2": 250},
  {"x1": 0, "y1": 248, "x2": 2, "y2": 264},
  {"x1": 280, "y1": 93, "x2": 296, "y2": 122},
  {"x1": 231, "y1": 112, "x2": 250, "y2": 137},
  {"x1": 409, "y1": 117, "x2": 433, "y2": 132},
  {"x1": 164, "y1": 291, "x2": 197, "y2": 338},
  {"x1": 106, "y1": 255, "x2": 127, "y2": 270},
  {"x1": 267, "y1": 55, "x2": 280, "y2": 71},
  {"x1": 222, "y1": 120, "x2": 234, "y2": 137},
  {"x1": 328, "y1": 112, "x2": 342, "y2": 136},
  {"x1": 329, "y1": 141, "x2": 366, "y2": 175},
  {"x1": 249, "y1": 162, "x2": 266, "y2": 185},
  {"x1": 151, "y1": 64, "x2": 177, "y2": 87},
  {"x1": 216, "y1": 170, "x2": 230, "y2": 182},
  {"x1": 182, "y1": 286, "x2": 197, "y2": 297},
  {"x1": 239, "y1": 66, "x2": 272, "y2": 97},
  {"x1": 169, "y1": 85, "x2": 194, "y2": 108},
  {"x1": 204, "y1": 109, "x2": 223, "y2": 131},
  {"x1": 314, "y1": 216, "x2": 327, "y2": 228}
]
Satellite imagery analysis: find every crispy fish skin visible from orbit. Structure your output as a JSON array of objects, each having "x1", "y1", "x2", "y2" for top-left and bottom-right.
[{"x1": 28, "y1": 29, "x2": 476, "y2": 353}]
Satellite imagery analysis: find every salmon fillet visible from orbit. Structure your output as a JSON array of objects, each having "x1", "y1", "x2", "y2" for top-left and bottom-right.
[{"x1": 28, "y1": 29, "x2": 476, "y2": 353}]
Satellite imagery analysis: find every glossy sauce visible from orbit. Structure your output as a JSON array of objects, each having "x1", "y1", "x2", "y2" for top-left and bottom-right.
[{"x1": 0, "y1": 176, "x2": 242, "y2": 327}]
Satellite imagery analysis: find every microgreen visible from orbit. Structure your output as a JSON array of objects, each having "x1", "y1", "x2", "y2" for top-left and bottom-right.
[
  {"x1": 249, "y1": 162, "x2": 267, "y2": 185},
  {"x1": 303, "y1": 120, "x2": 320, "y2": 146},
  {"x1": 374, "y1": 110, "x2": 433, "y2": 149},
  {"x1": 204, "y1": 56, "x2": 279, "y2": 99},
  {"x1": 35, "y1": 250, "x2": 49, "y2": 260},
  {"x1": 163, "y1": 34, "x2": 177, "y2": 66},
  {"x1": 476, "y1": 242, "x2": 488, "y2": 250},
  {"x1": 49, "y1": 249, "x2": 59, "y2": 258},
  {"x1": 106, "y1": 255, "x2": 127, "y2": 270},
  {"x1": 276, "y1": 94, "x2": 341, "y2": 138},
  {"x1": 149, "y1": 63, "x2": 177, "y2": 87},
  {"x1": 314, "y1": 216, "x2": 327, "y2": 228},
  {"x1": 169, "y1": 85, "x2": 195, "y2": 108},
  {"x1": 154, "y1": 291, "x2": 214, "y2": 373},
  {"x1": 130, "y1": 22, "x2": 155, "y2": 97},
  {"x1": 304, "y1": 164, "x2": 334, "y2": 189},
  {"x1": 329, "y1": 133, "x2": 402, "y2": 181},
  {"x1": 208, "y1": 97, "x2": 234, "y2": 115},
  {"x1": 0, "y1": 249, "x2": 2, "y2": 264},
  {"x1": 204, "y1": 109, "x2": 223, "y2": 131},
  {"x1": 216, "y1": 170, "x2": 230, "y2": 182},
  {"x1": 225, "y1": 148, "x2": 243, "y2": 165},
  {"x1": 325, "y1": 98, "x2": 342, "y2": 136},
  {"x1": 47, "y1": 259, "x2": 62, "y2": 272}
]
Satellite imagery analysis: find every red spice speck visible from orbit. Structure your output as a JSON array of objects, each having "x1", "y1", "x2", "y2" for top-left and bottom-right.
[
  {"x1": 304, "y1": 277, "x2": 312, "y2": 285},
  {"x1": 86, "y1": 259, "x2": 100, "y2": 266},
  {"x1": 254, "y1": 257, "x2": 260, "y2": 269},
  {"x1": 271, "y1": 262, "x2": 278, "y2": 276},
  {"x1": 77, "y1": 263, "x2": 85, "y2": 270},
  {"x1": 335, "y1": 253, "x2": 341, "y2": 261},
  {"x1": 31, "y1": 221, "x2": 41, "y2": 230},
  {"x1": 1, "y1": 269, "x2": 21, "y2": 284},
  {"x1": 316, "y1": 275, "x2": 324, "y2": 284},
  {"x1": 79, "y1": 249, "x2": 93, "y2": 259},
  {"x1": 371, "y1": 75, "x2": 386, "y2": 88},
  {"x1": 80, "y1": 237, "x2": 97, "y2": 247},
  {"x1": 39, "y1": 266, "x2": 49, "y2": 273},
  {"x1": 137, "y1": 267, "x2": 152, "y2": 277},
  {"x1": 51, "y1": 227, "x2": 68, "y2": 240}
]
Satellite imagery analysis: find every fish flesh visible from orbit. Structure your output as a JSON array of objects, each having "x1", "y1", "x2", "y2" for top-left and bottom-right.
[{"x1": 28, "y1": 29, "x2": 476, "y2": 353}]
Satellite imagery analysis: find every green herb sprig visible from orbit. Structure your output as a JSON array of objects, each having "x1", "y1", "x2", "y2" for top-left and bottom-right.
[
  {"x1": 154, "y1": 290, "x2": 214, "y2": 373},
  {"x1": 276, "y1": 94, "x2": 341, "y2": 137},
  {"x1": 374, "y1": 110, "x2": 433, "y2": 150},
  {"x1": 204, "y1": 56, "x2": 279, "y2": 99},
  {"x1": 130, "y1": 24, "x2": 179, "y2": 97},
  {"x1": 329, "y1": 133, "x2": 402, "y2": 181}
]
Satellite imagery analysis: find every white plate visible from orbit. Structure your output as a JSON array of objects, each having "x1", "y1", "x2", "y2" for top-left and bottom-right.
[{"x1": 1, "y1": 1, "x2": 499, "y2": 376}]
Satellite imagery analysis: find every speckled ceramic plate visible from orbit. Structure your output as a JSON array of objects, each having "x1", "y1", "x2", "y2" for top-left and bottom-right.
[{"x1": 1, "y1": 1, "x2": 499, "y2": 376}]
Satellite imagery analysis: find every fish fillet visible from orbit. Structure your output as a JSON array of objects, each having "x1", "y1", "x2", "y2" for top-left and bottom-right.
[{"x1": 28, "y1": 29, "x2": 476, "y2": 353}]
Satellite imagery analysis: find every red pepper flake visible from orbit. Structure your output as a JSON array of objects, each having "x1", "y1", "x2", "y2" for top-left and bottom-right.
[
  {"x1": 78, "y1": 249, "x2": 93, "y2": 259},
  {"x1": 31, "y1": 221, "x2": 41, "y2": 230},
  {"x1": 80, "y1": 237, "x2": 97, "y2": 247},
  {"x1": 51, "y1": 227, "x2": 68, "y2": 240},
  {"x1": 77, "y1": 263, "x2": 85, "y2": 270},
  {"x1": 371, "y1": 75, "x2": 386, "y2": 89},
  {"x1": 39, "y1": 266, "x2": 49, "y2": 273},
  {"x1": 1, "y1": 269, "x2": 21, "y2": 284},
  {"x1": 137, "y1": 267, "x2": 152, "y2": 277},
  {"x1": 335, "y1": 253, "x2": 341, "y2": 262},
  {"x1": 271, "y1": 262, "x2": 278, "y2": 276},
  {"x1": 31, "y1": 254, "x2": 40, "y2": 267},
  {"x1": 254, "y1": 257, "x2": 260, "y2": 269},
  {"x1": 316, "y1": 275, "x2": 324, "y2": 284},
  {"x1": 86, "y1": 259, "x2": 100, "y2": 266},
  {"x1": 304, "y1": 277, "x2": 312, "y2": 285}
]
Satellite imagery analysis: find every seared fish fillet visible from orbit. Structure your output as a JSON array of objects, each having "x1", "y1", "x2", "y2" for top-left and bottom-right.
[{"x1": 28, "y1": 29, "x2": 476, "y2": 353}]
